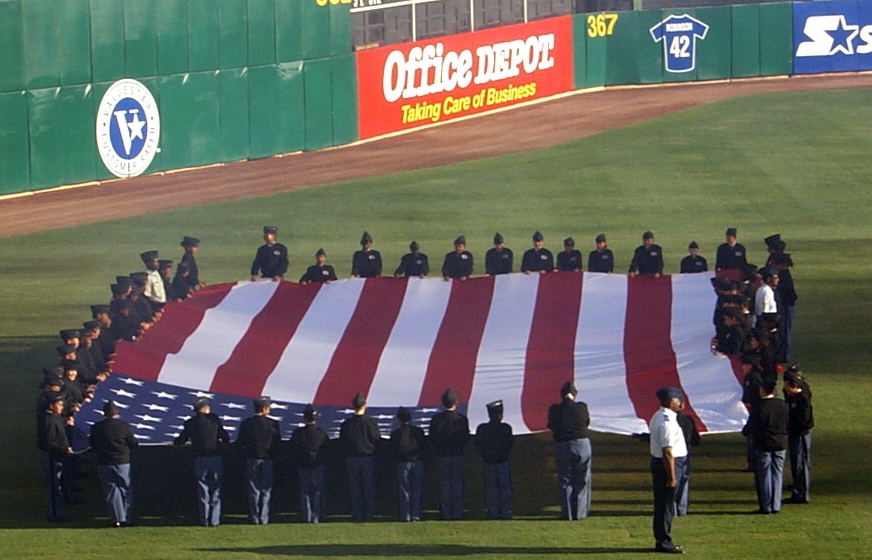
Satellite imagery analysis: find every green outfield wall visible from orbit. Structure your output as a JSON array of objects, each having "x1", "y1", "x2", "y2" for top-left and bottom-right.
[
  {"x1": 573, "y1": 3, "x2": 793, "y2": 89},
  {"x1": 0, "y1": 0, "x2": 356, "y2": 195},
  {"x1": 0, "y1": 1, "x2": 808, "y2": 195}
]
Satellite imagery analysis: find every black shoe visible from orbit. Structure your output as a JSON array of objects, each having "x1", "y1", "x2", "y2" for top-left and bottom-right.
[
  {"x1": 785, "y1": 497, "x2": 809, "y2": 504},
  {"x1": 656, "y1": 545, "x2": 684, "y2": 553}
]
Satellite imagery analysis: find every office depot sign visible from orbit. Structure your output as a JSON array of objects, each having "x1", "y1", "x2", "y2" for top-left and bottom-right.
[{"x1": 356, "y1": 17, "x2": 574, "y2": 139}]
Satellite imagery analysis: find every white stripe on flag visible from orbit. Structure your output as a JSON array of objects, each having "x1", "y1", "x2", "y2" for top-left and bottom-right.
[
  {"x1": 262, "y1": 278, "x2": 365, "y2": 402},
  {"x1": 671, "y1": 273, "x2": 747, "y2": 433},
  {"x1": 367, "y1": 277, "x2": 453, "y2": 406},
  {"x1": 467, "y1": 274, "x2": 539, "y2": 431},
  {"x1": 575, "y1": 273, "x2": 648, "y2": 435},
  {"x1": 158, "y1": 280, "x2": 279, "y2": 388}
]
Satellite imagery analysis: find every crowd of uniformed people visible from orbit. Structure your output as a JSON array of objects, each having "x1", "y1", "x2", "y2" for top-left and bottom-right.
[{"x1": 36, "y1": 227, "x2": 813, "y2": 553}]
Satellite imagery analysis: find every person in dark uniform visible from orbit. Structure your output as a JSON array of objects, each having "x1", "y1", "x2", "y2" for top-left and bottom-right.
[
  {"x1": 715, "y1": 227, "x2": 747, "y2": 271},
  {"x1": 158, "y1": 259, "x2": 178, "y2": 302},
  {"x1": 750, "y1": 379, "x2": 789, "y2": 514},
  {"x1": 774, "y1": 254, "x2": 798, "y2": 362},
  {"x1": 109, "y1": 299, "x2": 139, "y2": 342},
  {"x1": 442, "y1": 236, "x2": 474, "y2": 281},
  {"x1": 180, "y1": 236, "x2": 205, "y2": 292},
  {"x1": 429, "y1": 387, "x2": 470, "y2": 520},
  {"x1": 300, "y1": 249, "x2": 337, "y2": 285},
  {"x1": 474, "y1": 400, "x2": 514, "y2": 520},
  {"x1": 38, "y1": 393, "x2": 72, "y2": 522},
  {"x1": 89, "y1": 401, "x2": 138, "y2": 527},
  {"x1": 629, "y1": 231, "x2": 664, "y2": 277},
  {"x1": 91, "y1": 304, "x2": 117, "y2": 360},
  {"x1": 587, "y1": 234, "x2": 614, "y2": 273},
  {"x1": 390, "y1": 406, "x2": 427, "y2": 522},
  {"x1": 290, "y1": 404, "x2": 329, "y2": 523},
  {"x1": 783, "y1": 370, "x2": 813, "y2": 504},
  {"x1": 128, "y1": 273, "x2": 157, "y2": 326},
  {"x1": 741, "y1": 354, "x2": 764, "y2": 472},
  {"x1": 251, "y1": 226, "x2": 289, "y2": 282},
  {"x1": 648, "y1": 387, "x2": 688, "y2": 554},
  {"x1": 547, "y1": 382, "x2": 591, "y2": 520},
  {"x1": 394, "y1": 241, "x2": 430, "y2": 278},
  {"x1": 764, "y1": 234, "x2": 787, "y2": 268},
  {"x1": 521, "y1": 231, "x2": 554, "y2": 274},
  {"x1": 556, "y1": 237, "x2": 582, "y2": 272},
  {"x1": 339, "y1": 393, "x2": 381, "y2": 521},
  {"x1": 237, "y1": 396, "x2": 282, "y2": 525},
  {"x1": 680, "y1": 241, "x2": 708, "y2": 274},
  {"x1": 173, "y1": 262, "x2": 192, "y2": 300},
  {"x1": 173, "y1": 398, "x2": 230, "y2": 526},
  {"x1": 485, "y1": 233, "x2": 513, "y2": 275},
  {"x1": 351, "y1": 231, "x2": 382, "y2": 278},
  {"x1": 674, "y1": 399, "x2": 700, "y2": 516},
  {"x1": 715, "y1": 307, "x2": 745, "y2": 355}
]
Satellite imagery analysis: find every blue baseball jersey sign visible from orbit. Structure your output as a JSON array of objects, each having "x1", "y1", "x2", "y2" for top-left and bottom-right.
[
  {"x1": 650, "y1": 14, "x2": 709, "y2": 73},
  {"x1": 793, "y1": 0, "x2": 872, "y2": 74}
]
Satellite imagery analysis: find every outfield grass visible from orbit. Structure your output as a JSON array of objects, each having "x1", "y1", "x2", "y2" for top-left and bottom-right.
[{"x1": 1, "y1": 87, "x2": 871, "y2": 558}]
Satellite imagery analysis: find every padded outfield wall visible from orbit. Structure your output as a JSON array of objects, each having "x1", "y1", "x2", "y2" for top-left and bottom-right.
[{"x1": 1, "y1": 1, "x2": 867, "y2": 195}]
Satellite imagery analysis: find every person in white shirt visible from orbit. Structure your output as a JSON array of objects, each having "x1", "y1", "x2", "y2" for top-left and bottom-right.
[
  {"x1": 754, "y1": 267, "x2": 779, "y2": 323},
  {"x1": 649, "y1": 387, "x2": 688, "y2": 554}
]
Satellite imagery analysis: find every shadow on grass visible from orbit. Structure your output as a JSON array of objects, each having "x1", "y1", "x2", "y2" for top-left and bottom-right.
[{"x1": 197, "y1": 544, "x2": 654, "y2": 556}]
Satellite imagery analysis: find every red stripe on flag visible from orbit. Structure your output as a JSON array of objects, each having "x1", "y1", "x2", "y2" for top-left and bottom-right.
[
  {"x1": 112, "y1": 284, "x2": 234, "y2": 381},
  {"x1": 313, "y1": 278, "x2": 407, "y2": 407},
  {"x1": 726, "y1": 354, "x2": 745, "y2": 386},
  {"x1": 521, "y1": 271, "x2": 583, "y2": 431},
  {"x1": 623, "y1": 275, "x2": 704, "y2": 431},
  {"x1": 419, "y1": 276, "x2": 495, "y2": 407},
  {"x1": 210, "y1": 282, "x2": 321, "y2": 397}
]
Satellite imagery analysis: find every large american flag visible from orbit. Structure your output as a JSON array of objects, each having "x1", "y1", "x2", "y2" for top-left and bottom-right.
[{"x1": 72, "y1": 272, "x2": 747, "y2": 451}]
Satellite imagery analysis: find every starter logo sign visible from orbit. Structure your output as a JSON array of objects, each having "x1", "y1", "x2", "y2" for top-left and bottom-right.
[
  {"x1": 793, "y1": 0, "x2": 872, "y2": 74},
  {"x1": 650, "y1": 14, "x2": 709, "y2": 73},
  {"x1": 356, "y1": 17, "x2": 574, "y2": 139},
  {"x1": 96, "y1": 79, "x2": 160, "y2": 178}
]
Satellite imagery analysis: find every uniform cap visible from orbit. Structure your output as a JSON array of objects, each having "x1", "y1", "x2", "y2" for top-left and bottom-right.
[
  {"x1": 59, "y1": 329, "x2": 80, "y2": 340},
  {"x1": 45, "y1": 392, "x2": 65, "y2": 405},
  {"x1": 316, "y1": 248, "x2": 326, "y2": 257},
  {"x1": 760, "y1": 266, "x2": 779, "y2": 280},
  {"x1": 595, "y1": 234, "x2": 606, "y2": 243},
  {"x1": 181, "y1": 236, "x2": 200, "y2": 248},
  {"x1": 42, "y1": 373, "x2": 65, "y2": 389},
  {"x1": 303, "y1": 404, "x2": 318, "y2": 422},
  {"x1": 493, "y1": 233, "x2": 504, "y2": 244},
  {"x1": 441, "y1": 387, "x2": 458, "y2": 408},
  {"x1": 56, "y1": 344, "x2": 76, "y2": 356},
  {"x1": 61, "y1": 358, "x2": 78, "y2": 370},
  {"x1": 688, "y1": 241, "x2": 699, "y2": 249},
  {"x1": 783, "y1": 371, "x2": 800, "y2": 383},
  {"x1": 263, "y1": 226, "x2": 278, "y2": 235},
  {"x1": 486, "y1": 400, "x2": 504, "y2": 418},
  {"x1": 532, "y1": 231, "x2": 544, "y2": 242},
  {"x1": 140, "y1": 250, "x2": 159, "y2": 264},
  {"x1": 91, "y1": 304, "x2": 110, "y2": 315},
  {"x1": 129, "y1": 272, "x2": 148, "y2": 285},
  {"x1": 563, "y1": 237, "x2": 575, "y2": 247},
  {"x1": 723, "y1": 307, "x2": 743, "y2": 319},
  {"x1": 454, "y1": 235, "x2": 466, "y2": 246},
  {"x1": 726, "y1": 228, "x2": 737, "y2": 237},
  {"x1": 764, "y1": 234, "x2": 781, "y2": 248},
  {"x1": 253, "y1": 396, "x2": 272, "y2": 409},
  {"x1": 83, "y1": 320, "x2": 101, "y2": 330},
  {"x1": 193, "y1": 397, "x2": 210, "y2": 411},
  {"x1": 352, "y1": 392, "x2": 367, "y2": 409},
  {"x1": 643, "y1": 231, "x2": 654, "y2": 240},
  {"x1": 158, "y1": 259, "x2": 173, "y2": 269},
  {"x1": 397, "y1": 406, "x2": 411, "y2": 423},
  {"x1": 560, "y1": 382, "x2": 577, "y2": 398},
  {"x1": 115, "y1": 276, "x2": 133, "y2": 287},
  {"x1": 786, "y1": 363, "x2": 802, "y2": 375},
  {"x1": 773, "y1": 254, "x2": 793, "y2": 267},
  {"x1": 360, "y1": 231, "x2": 373, "y2": 244},
  {"x1": 409, "y1": 241, "x2": 420, "y2": 252},
  {"x1": 656, "y1": 387, "x2": 683, "y2": 402}
]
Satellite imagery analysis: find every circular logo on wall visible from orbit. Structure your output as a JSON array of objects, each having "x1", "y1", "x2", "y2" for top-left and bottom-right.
[{"x1": 96, "y1": 79, "x2": 161, "y2": 178}]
